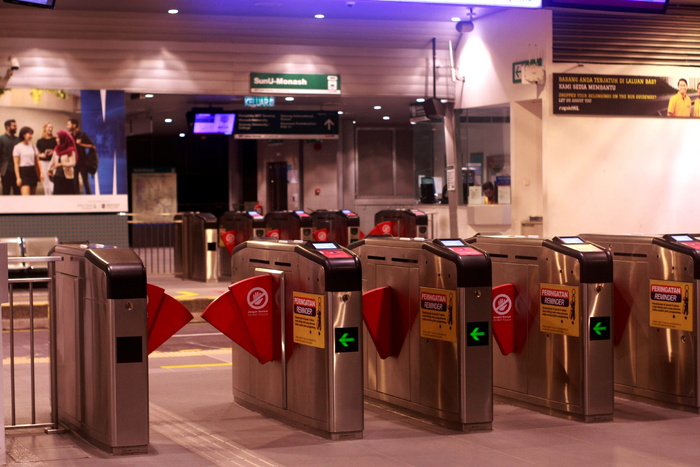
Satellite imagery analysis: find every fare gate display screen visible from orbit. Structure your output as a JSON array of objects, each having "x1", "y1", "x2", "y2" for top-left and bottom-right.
[
  {"x1": 437, "y1": 239, "x2": 483, "y2": 256},
  {"x1": 311, "y1": 242, "x2": 353, "y2": 259},
  {"x1": 668, "y1": 235, "x2": 700, "y2": 250}
]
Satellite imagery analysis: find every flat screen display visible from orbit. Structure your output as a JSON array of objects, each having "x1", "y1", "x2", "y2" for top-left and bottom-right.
[
  {"x1": 544, "y1": 0, "x2": 668, "y2": 13},
  {"x1": 671, "y1": 235, "x2": 694, "y2": 242},
  {"x1": 559, "y1": 236, "x2": 585, "y2": 244},
  {"x1": 3, "y1": 0, "x2": 55, "y2": 8},
  {"x1": 192, "y1": 113, "x2": 236, "y2": 135},
  {"x1": 440, "y1": 239, "x2": 466, "y2": 247},
  {"x1": 295, "y1": 210, "x2": 310, "y2": 217},
  {"x1": 312, "y1": 242, "x2": 338, "y2": 250}
]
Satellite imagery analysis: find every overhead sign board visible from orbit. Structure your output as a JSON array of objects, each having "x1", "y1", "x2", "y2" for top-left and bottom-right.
[
  {"x1": 250, "y1": 73, "x2": 341, "y2": 95},
  {"x1": 244, "y1": 96, "x2": 275, "y2": 108},
  {"x1": 234, "y1": 111, "x2": 339, "y2": 140}
]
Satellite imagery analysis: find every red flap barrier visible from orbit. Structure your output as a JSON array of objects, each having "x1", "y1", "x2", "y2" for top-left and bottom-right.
[
  {"x1": 492, "y1": 283, "x2": 520, "y2": 356},
  {"x1": 613, "y1": 283, "x2": 632, "y2": 346},
  {"x1": 313, "y1": 228, "x2": 329, "y2": 241},
  {"x1": 201, "y1": 275, "x2": 275, "y2": 364},
  {"x1": 266, "y1": 229, "x2": 280, "y2": 239},
  {"x1": 362, "y1": 286, "x2": 394, "y2": 359},
  {"x1": 368, "y1": 221, "x2": 394, "y2": 236},
  {"x1": 146, "y1": 284, "x2": 194, "y2": 354},
  {"x1": 220, "y1": 230, "x2": 237, "y2": 254}
]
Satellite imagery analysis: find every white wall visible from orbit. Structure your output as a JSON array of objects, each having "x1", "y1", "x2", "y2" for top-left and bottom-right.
[{"x1": 543, "y1": 63, "x2": 700, "y2": 236}]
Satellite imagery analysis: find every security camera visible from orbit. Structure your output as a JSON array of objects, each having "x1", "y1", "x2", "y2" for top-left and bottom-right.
[
  {"x1": 9, "y1": 56, "x2": 19, "y2": 71},
  {"x1": 455, "y1": 20, "x2": 474, "y2": 33}
]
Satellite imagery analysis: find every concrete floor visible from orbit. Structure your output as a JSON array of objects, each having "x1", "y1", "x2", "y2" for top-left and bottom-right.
[{"x1": 4, "y1": 277, "x2": 700, "y2": 466}]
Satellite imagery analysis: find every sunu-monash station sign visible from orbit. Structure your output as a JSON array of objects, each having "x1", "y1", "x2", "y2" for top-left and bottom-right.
[{"x1": 250, "y1": 73, "x2": 341, "y2": 95}]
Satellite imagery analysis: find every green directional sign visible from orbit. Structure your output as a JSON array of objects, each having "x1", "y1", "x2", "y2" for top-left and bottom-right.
[
  {"x1": 466, "y1": 322, "x2": 489, "y2": 347},
  {"x1": 335, "y1": 327, "x2": 359, "y2": 353},
  {"x1": 250, "y1": 73, "x2": 341, "y2": 95},
  {"x1": 590, "y1": 317, "x2": 611, "y2": 341}
]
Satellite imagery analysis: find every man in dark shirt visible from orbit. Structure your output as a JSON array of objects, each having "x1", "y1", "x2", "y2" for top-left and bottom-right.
[
  {"x1": 0, "y1": 119, "x2": 20, "y2": 195},
  {"x1": 67, "y1": 118, "x2": 96, "y2": 194}
]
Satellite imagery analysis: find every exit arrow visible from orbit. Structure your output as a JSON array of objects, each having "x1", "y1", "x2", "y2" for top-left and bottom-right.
[
  {"x1": 324, "y1": 119, "x2": 335, "y2": 130},
  {"x1": 593, "y1": 321, "x2": 607, "y2": 336},
  {"x1": 338, "y1": 332, "x2": 355, "y2": 347},
  {"x1": 469, "y1": 327, "x2": 485, "y2": 341}
]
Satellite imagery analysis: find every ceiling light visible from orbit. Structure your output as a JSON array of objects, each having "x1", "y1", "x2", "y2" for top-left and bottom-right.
[
  {"x1": 179, "y1": 133, "x2": 186, "y2": 138},
  {"x1": 451, "y1": 17, "x2": 461, "y2": 22},
  {"x1": 314, "y1": 14, "x2": 325, "y2": 19},
  {"x1": 373, "y1": 105, "x2": 382, "y2": 110},
  {"x1": 144, "y1": 93, "x2": 154, "y2": 98},
  {"x1": 337, "y1": 111, "x2": 344, "y2": 115},
  {"x1": 440, "y1": 99, "x2": 448, "y2": 103},
  {"x1": 416, "y1": 98, "x2": 426, "y2": 103},
  {"x1": 383, "y1": 116, "x2": 390, "y2": 121},
  {"x1": 164, "y1": 118, "x2": 173, "y2": 123},
  {"x1": 168, "y1": 9, "x2": 179, "y2": 15},
  {"x1": 285, "y1": 96, "x2": 295, "y2": 102}
]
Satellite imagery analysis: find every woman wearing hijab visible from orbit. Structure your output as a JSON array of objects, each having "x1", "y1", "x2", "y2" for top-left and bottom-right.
[{"x1": 48, "y1": 130, "x2": 77, "y2": 195}]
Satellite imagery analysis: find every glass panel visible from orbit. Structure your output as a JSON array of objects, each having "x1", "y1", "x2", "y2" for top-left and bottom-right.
[{"x1": 456, "y1": 105, "x2": 510, "y2": 205}]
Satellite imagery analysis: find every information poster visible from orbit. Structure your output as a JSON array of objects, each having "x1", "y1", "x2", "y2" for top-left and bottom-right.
[
  {"x1": 292, "y1": 292, "x2": 325, "y2": 348},
  {"x1": 419, "y1": 287, "x2": 457, "y2": 343},
  {"x1": 540, "y1": 284, "x2": 580, "y2": 337},
  {"x1": 649, "y1": 280, "x2": 693, "y2": 331},
  {"x1": 553, "y1": 73, "x2": 700, "y2": 117}
]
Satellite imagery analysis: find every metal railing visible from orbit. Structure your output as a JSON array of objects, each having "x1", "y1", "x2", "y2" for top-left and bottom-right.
[
  {"x1": 4, "y1": 256, "x2": 62, "y2": 431},
  {"x1": 127, "y1": 213, "x2": 180, "y2": 276}
]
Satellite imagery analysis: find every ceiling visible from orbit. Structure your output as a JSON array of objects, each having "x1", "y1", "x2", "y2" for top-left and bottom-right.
[{"x1": 5, "y1": 0, "x2": 698, "y2": 134}]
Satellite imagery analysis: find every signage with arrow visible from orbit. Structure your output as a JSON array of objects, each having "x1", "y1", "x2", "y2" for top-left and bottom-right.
[
  {"x1": 589, "y1": 317, "x2": 611, "y2": 341},
  {"x1": 235, "y1": 110, "x2": 339, "y2": 140},
  {"x1": 335, "y1": 327, "x2": 359, "y2": 353},
  {"x1": 466, "y1": 322, "x2": 489, "y2": 347}
]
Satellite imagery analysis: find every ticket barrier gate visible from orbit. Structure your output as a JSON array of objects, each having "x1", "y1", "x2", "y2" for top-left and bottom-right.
[
  {"x1": 348, "y1": 237, "x2": 493, "y2": 431},
  {"x1": 202, "y1": 239, "x2": 363, "y2": 439},
  {"x1": 580, "y1": 233, "x2": 700, "y2": 412},
  {"x1": 50, "y1": 244, "x2": 149, "y2": 454},
  {"x1": 373, "y1": 209, "x2": 428, "y2": 238},
  {"x1": 264, "y1": 210, "x2": 315, "y2": 241},
  {"x1": 218, "y1": 210, "x2": 266, "y2": 280},
  {"x1": 467, "y1": 235, "x2": 614, "y2": 422},
  {"x1": 310, "y1": 209, "x2": 361, "y2": 246}
]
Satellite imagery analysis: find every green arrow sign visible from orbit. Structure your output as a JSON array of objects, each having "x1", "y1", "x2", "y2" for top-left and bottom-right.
[
  {"x1": 593, "y1": 321, "x2": 607, "y2": 336},
  {"x1": 338, "y1": 332, "x2": 355, "y2": 347},
  {"x1": 470, "y1": 327, "x2": 485, "y2": 341},
  {"x1": 466, "y1": 322, "x2": 489, "y2": 347},
  {"x1": 590, "y1": 317, "x2": 611, "y2": 341}
]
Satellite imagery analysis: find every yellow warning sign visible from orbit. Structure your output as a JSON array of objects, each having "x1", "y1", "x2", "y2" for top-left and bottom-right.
[
  {"x1": 539, "y1": 284, "x2": 579, "y2": 337},
  {"x1": 649, "y1": 280, "x2": 693, "y2": 331},
  {"x1": 419, "y1": 287, "x2": 457, "y2": 343},
  {"x1": 292, "y1": 292, "x2": 325, "y2": 348}
]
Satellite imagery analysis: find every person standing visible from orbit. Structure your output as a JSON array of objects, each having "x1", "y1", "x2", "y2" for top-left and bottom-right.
[
  {"x1": 13, "y1": 126, "x2": 43, "y2": 196},
  {"x1": 48, "y1": 130, "x2": 78, "y2": 195},
  {"x1": 0, "y1": 119, "x2": 21, "y2": 195},
  {"x1": 36, "y1": 122, "x2": 57, "y2": 195},
  {"x1": 667, "y1": 78, "x2": 692, "y2": 117},
  {"x1": 66, "y1": 118, "x2": 95, "y2": 194}
]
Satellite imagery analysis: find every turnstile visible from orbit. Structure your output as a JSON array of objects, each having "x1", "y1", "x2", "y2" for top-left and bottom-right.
[
  {"x1": 310, "y1": 209, "x2": 361, "y2": 246},
  {"x1": 348, "y1": 237, "x2": 493, "y2": 431},
  {"x1": 265, "y1": 210, "x2": 315, "y2": 241},
  {"x1": 218, "y1": 210, "x2": 266, "y2": 280},
  {"x1": 581, "y1": 233, "x2": 700, "y2": 412},
  {"x1": 374, "y1": 209, "x2": 429, "y2": 238},
  {"x1": 467, "y1": 235, "x2": 614, "y2": 422},
  {"x1": 181, "y1": 212, "x2": 218, "y2": 282},
  {"x1": 203, "y1": 239, "x2": 363, "y2": 439},
  {"x1": 50, "y1": 244, "x2": 148, "y2": 454}
]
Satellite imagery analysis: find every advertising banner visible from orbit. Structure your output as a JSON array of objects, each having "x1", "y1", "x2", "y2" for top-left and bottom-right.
[
  {"x1": 0, "y1": 89, "x2": 127, "y2": 213},
  {"x1": 554, "y1": 74, "x2": 700, "y2": 117}
]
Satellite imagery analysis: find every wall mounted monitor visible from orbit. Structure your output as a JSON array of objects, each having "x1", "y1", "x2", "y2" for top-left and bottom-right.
[
  {"x1": 192, "y1": 113, "x2": 236, "y2": 135},
  {"x1": 3, "y1": 0, "x2": 56, "y2": 9},
  {"x1": 543, "y1": 0, "x2": 668, "y2": 13}
]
